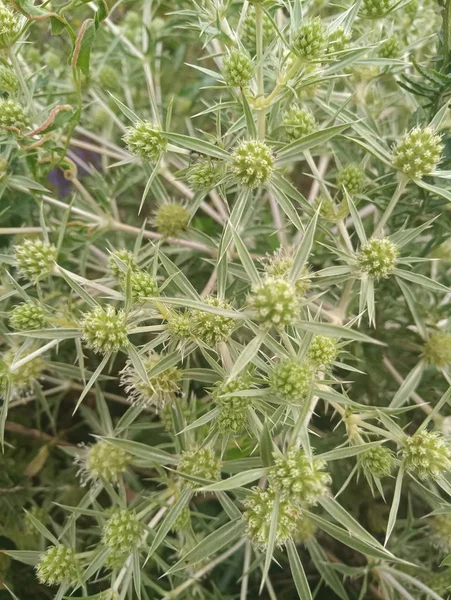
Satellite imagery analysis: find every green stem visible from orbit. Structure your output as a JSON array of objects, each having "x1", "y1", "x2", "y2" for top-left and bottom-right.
[
  {"x1": 255, "y1": 3, "x2": 265, "y2": 138},
  {"x1": 372, "y1": 176, "x2": 408, "y2": 238}
]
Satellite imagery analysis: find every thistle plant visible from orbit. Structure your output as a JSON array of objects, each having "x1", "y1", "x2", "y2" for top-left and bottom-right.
[{"x1": 2, "y1": 0, "x2": 451, "y2": 598}]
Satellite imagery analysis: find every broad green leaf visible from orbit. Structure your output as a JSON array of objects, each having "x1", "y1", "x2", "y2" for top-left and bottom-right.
[
  {"x1": 297, "y1": 321, "x2": 385, "y2": 345},
  {"x1": 277, "y1": 124, "x2": 352, "y2": 163},
  {"x1": 389, "y1": 360, "x2": 425, "y2": 408},
  {"x1": 164, "y1": 133, "x2": 230, "y2": 160},
  {"x1": 385, "y1": 463, "x2": 405, "y2": 545},
  {"x1": 147, "y1": 488, "x2": 192, "y2": 558},
  {"x1": 199, "y1": 468, "x2": 266, "y2": 492},
  {"x1": 393, "y1": 268, "x2": 450, "y2": 294},
  {"x1": 287, "y1": 538, "x2": 313, "y2": 600},
  {"x1": 102, "y1": 437, "x2": 178, "y2": 465}
]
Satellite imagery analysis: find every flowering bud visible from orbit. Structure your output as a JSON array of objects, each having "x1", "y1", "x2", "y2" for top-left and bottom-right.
[
  {"x1": 430, "y1": 514, "x2": 451, "y2": 552},
  {"x1": 123, "y1": 121, "x2": 167, "y2": 161},
  {"x1": 379, "y1": 36, "x2": 400, "y2": 58},
  {"x1": 14, "y1": 238, "x2": 57, "y2": 281},
  {"x1": 166, "y1": 311, "x2": 192, "y2": 340},
  {"x1": 0, "y1": 350, "x2": 43, "y2": 394},
  {"x1": 0, "y1": 98, "x2": 29, "y2": 132},
  {"x1": 120, "y1": 353, "x2": 181, "y2": 409},
  {"x1": 402, "y1": 430, "x2": 451, "y2": 480},
  {"x1": 0, "y1": 2, "x2": 20, "y2": 48},
  {"x1": 108, "y1": 249, "x2": 137, "y2": 278},
  {"x1": 248, "y1": 277, "x2": 300, "y2": 327},
  {"x1": 230, "y1": 140, "x2": 274, "y2": 188},
  {"x1": 212, "y1": 374, "x2": 253, "y2": 434},
  {"x1": 191, "y1": 297, "x2": 235, "y2": 346},
  {"x1": 392, "y1": 126, "x2": 443, "y2": 179},
  {"x1": 243, "y1": 487, "x2": 301, "y2": 548},
  {"x1": 269, "y1": 448, "x2": 330, "y2": 503},
  {"x1": 154, "y1": 203, "x2": 190, "y2": 238},
  {"x1": 103, "y1": 510, "x2": 143, "y2": 568},
  {"x1": 84, "y1": 441, "x2": 132, "y2": 483},
  {"x1": 307, "y1": 335, "x2": 338, "y2": 368},
  {"x1": 327, "y1": 27, "x2": 352, "y2": 54},
  {"x1": 359, "y1": 446, "x2": 395, "y2": 478},
  {"x1": 242, "y1": 7, "x2": 274, "y2": 49},
  {"x1": 423, "y1": 332, "x2": 451, "y2": 367},
  {"x1": 361, "y1": 0, "x2": 392, "y2": 18},
  {"x1": 357, "y1": 238, "x2": 399, "y2": 279},
  {"x1": 0, "y1": 66, "x2": 18, "y2": 93},
  {"x1": 269, "y1": 359, "x2": 313, "y2": 403},
  {"x1": 294, "y1": 18, "x2": 328, "y2": 61},
  {"x1": 128, "y1": 269, "x2": 159, "y2": 303},
  {"x1": 337, "y1": 164, "x2": 365, "y2": 195},
  {"x1": 282, "y1": 105, "x2": 317, "y2": 141},
  {"x1": 264, "y1": 248, "x2": 311, "y2": 296},
  {"x1": 178, "y1": 446, "x2": 222, "y2": 486},
  {"x1": 188, "y1": 158, "x2": 225, "y2": 191},
  {"x1": 9, "y1": 302, "x2": 46, "y2": 331},
  {"x1": 36, "y1": 545, "x2": 80, "y2": 586},
  {"x1": 82, "y1": 305, "x2": 129, "y2": 354},
  {"x1": 223, "y1": 49, "x2": 254, "y2": 87}
]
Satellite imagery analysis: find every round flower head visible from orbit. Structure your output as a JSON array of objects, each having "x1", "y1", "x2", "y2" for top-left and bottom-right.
[
  {"x1": 127, "y1": 269, "x2": 158, "y2": 303},
  {"x1": 0, "y1": 2, "x2": 20, "y2": 48},
  {"x1": 36, "y1": 545, "x2": 80, "y2": 586},
  {"x1": 0, "y1": 350, "x2": 43, "y2": 396},
  {"x1": 177, "y1": 446, "x2": 222, "y2": 487},
  {"x1": 294, "y1": 18, "x2": 328, "y2": 61},
  {"x1": 108, "y1": 249, "x2": 137, "y2": 278},
  {"x1": 264, "y1": 248, "x2": 311, "y2": 296},
  {"x1": 242, "y1": 6, "x2": 274, "y2": 49},
  {"x1": 327, "y1": 27, "x2": 352, "y2": 54},
  {"x1": 80, "y1": 441, "x2": 132, "y2": 484},
  {"x1": 243, "y1": 487, "x2": 301, "y2": 548},
  {"x1": 223, "y1": 49, "x2": 254, "y2": 87},
  {"x1": 392, "y1": 126, "x2": 443, "y2": 179},
  {"x1": 361, "y1": 0, "x2": 392, "y2": 18},
  {"x1": 282, "y1": 105, "x2": 317, "y2": 141},
  {"x1": 357, "y1": 238, "x2": 399, "y2": 279},
  {"x1": 188, "y1": 158, "x2": 225, "y2": 191},
  {"x1": 269, "y1": 359, "x2": 313, "y2": 403},
  {"x1": 166, "y1": 311, "x2": 192, "y2": 340},
  {"x1": 154, "y1": 203, "x2": 189, "y2": 238},
  {"x1": 124, "y1": 121, "x2": 167, "y2": 161},
  {"x1": 402, "y1": 430, "x2": 451, "y2": 480},
  {"x1": 82, "y1": 305, "x2": 129, "y2": 354},
  {"x1": 359, "y1": 446, "x2": 395, "y2": 478},
  {"x1": 191, "y1": 296, "x2": 235, "y2": 346},
  {"x1": 0, "y1": 66, "x2": 18, "y2": 93},
  {"x1": 308, "y1": 335, "x2": 338, "y2": 368},
  {"x1": 212, "y1": 374, "x2": 253, "y2": 435},
  {"x1": 9, "y1": 302, "x2": 46, "y2": 331},
  {"x1": 248, "y1": 277, "x2": 300, "y2": 328},
  {"x1": 269, "y1": 448, "x2": 330, "y2": 503},
  {"x1": 0, "y1": 98, "x2": 29, "y2": 132},
  {"x1": 379, "y1": 36, "x2": 400, "y2": 59},
  {"x1": 14, "y1": 238, "x2": 57, "y2": 281},
  {"x1": 337, "y1": 164, "x2": 365, "y2": 195},
  {"x1": 430, "y1": 514, "x2": 451, "y2": 553},
  {"x1": 120, "y1": 353, "x2": 181, "y2": 409},
  {"x1": 230, "y1": 140, "x2": 274, "y2": 188},
  {"x1": 423, "y1": 332, "x2": 451, "y2": 367},
  {"x1": 103, "y1": 510, "x2": 142, "y2": 568}
]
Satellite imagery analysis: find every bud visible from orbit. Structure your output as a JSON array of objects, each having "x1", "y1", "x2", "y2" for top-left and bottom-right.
[
  {"x1": 307, "y1": 335, "x2": 338, "y2": 368},
  {"x1": 423, "y1": 332, "x2": 451, "y2": 367},
  {"x1": 187, "y1": 158, "x2": 225, "y2": 191},
  {"x1": 98, "y1": 65, "x2": 120, "y2": 91},
  {"x1": 103, "y1": 510, "x2": 142, "y2": 569},
  {"x1": 379, "y1": 36, "x2": 400, "y2": 59},
  {"x1": 242, "y1": 6, "x2": 274, "y2": 49},
  {"x1": 359, "y1": 446, "x2": 395, "y2": 478},
  {"x1": 128, "y1": 269, "x2": 159, "y2": 303},
  {"x1": 108, "y1": 249, "x2": 137, "y2": 278},
  {"x1": 230, "y1": 140, "x2": 274, "y2": 188},
  {"x1": 223, "y1": 49, "x2": 254, "y2": 87},
  {"x1": 177, "y1": 446, "x2": 222, "y2": 487},
  {"x1": 154, "y1": 203, "x2": 190, "y2": 238},
  {"x1": 123, "y1": 121, "x2": 167, "y2": 161},
  {"x1": 120, "y1": 353, "x2": 181, "y2": 409},
  {"x1": 269, "y1": 359, "x2": 313, "y2": 403},
  {"x1": 0, "y1": 66, "x2": 18, "y2": 93},
  {"x1": 83, "y1": 441, "x2": 132, "y2": 484},
  {"x1": 191, "y1": 296, "x2": 235, "y2": 346},
  {"x1": 282, "y1": 105, "x2": 317, "y2": 141},
  {"x1": 327, "y1": 27, "x2": 352, "y2": 54},
  {"x1": 337, "y1": 164, "x2": 365, "y2": 195},
  {"x1": 0, "y1": 98, "x2": 29, "y2": 132},
  {"x1": 357, "y1": 238, "x2": 399, "y2": 279},
  {"x1": 36, "y1": 545, "x2": 80, "y2": 586},
  {"x1": 430, "y1": 514, "x2": 451, "y2": 553},
  {"x1": 361, "y1": 0, "x2": 392, "y2": 18},
  {"x1": 392, "y1": 126, "x2": 443, "y2": 179},
  {"x1": 82, "y1": 305, "x2": 129, "y2": 354},
  {"x1": 0, "y1": 2, "x2": 20, "y2": 48},
  {"x1": 402, "y1": 430, "x2": 451, "y2": 480},
  {"x1": 9, "y1": 302, "x2": 46, "y2": 331},
  {"x1": 166, "y1": 311, "x2": 192, "y2": 340},
  {"x1": 264, "y1": 248, "x2": 311, "y2": 296},
  {"x1": 212, "y1": 374, "x2": 253, "y2": 434},
  {"x1": 248, "y1": 277, "x2": 300, "y2": 327},
  {"x1": 243, "y1": 487, "x2": 300, "y2": 548},
  {"x1": 294, "y1": 18, "x2": 328, "y2": 61},
  {"x1": 269, "y1": 448, "x2": 330, "y2": 503},
  {"x1": 14, "y1": 238, "x2": 57, "y2": 281}
]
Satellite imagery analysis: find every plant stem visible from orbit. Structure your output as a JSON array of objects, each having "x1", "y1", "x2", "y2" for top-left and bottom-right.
[
  {"x1": 372, "y1": 176, "x2": 408, "y2": 238},
  {"x1": 255, "y1": 2, "x2": 266, "y2": 138}
]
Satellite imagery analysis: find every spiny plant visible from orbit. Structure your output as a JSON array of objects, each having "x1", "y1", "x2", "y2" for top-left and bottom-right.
[{"x1": 1, "y1": 0, "x2": 451, "y2": 599}]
